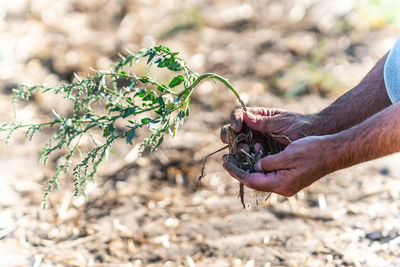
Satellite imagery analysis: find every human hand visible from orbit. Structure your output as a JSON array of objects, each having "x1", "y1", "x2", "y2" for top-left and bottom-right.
[
  {"x1": 220, "y1": 107, "x2": 313, "y2": 146},
  {"x1": 222, "y1": 136, "x2": 337, "y2": 196}
]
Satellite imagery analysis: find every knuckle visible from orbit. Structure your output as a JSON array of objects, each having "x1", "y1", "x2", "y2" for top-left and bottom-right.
[
  {"x1": 260, "y1": 157, "x2": 271, "y2": 171},
  {"x1": 285, "y1": 151, "x2": 300, "y2": 165},
  {"x1": 259, "y1": 118, "x2": 269, "y2": 131},
  {"x1": 231, "y1": 109, "x2": 242, "y2": 119},
  {"x1": 231, "y1": 109, "x2": 243, "y2": 122},
  {"x1": 277, "y1": 152, "x2": 291, "y2": 165}
]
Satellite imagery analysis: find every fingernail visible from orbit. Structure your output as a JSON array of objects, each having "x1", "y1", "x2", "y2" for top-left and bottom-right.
[
  {"x1": 220, "y1": 126, "x2": 226, "y2": 135},
  {"x1": 233, "y1": 119, "x2": 240, "y2": 131},
  {"x1": 255, "y1": 160, "x2": 262, "y2": 172},
  {"x1": 246, "y1": 112, "x2": 256, "y2": 120}
]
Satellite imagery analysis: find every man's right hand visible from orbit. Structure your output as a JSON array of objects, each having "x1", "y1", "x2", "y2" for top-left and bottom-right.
[{"x1": 220, "y1": 107, "x2": 313, "y2": 146}]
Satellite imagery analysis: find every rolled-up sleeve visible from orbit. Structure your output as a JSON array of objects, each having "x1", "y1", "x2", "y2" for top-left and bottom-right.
[{"x1": 384, "y1": 35, "x2": 400, "y2": 103}]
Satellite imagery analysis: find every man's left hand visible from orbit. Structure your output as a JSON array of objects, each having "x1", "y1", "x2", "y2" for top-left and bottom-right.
[{"x1": 222, "y1": 136, "x2": 337, "y2": 197}]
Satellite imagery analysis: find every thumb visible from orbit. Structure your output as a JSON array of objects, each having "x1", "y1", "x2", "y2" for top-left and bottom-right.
[
  {"x1": 255, "y1": 153, "x2": 288, "y2": 172},
  {"x1": 243, "y1": 112, "x2": 279, "y2": 133}
]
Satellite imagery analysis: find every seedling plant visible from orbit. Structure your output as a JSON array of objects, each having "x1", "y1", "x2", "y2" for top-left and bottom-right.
[{"x1": 0, "y1": 45, "x2": 281, "y2": 208}]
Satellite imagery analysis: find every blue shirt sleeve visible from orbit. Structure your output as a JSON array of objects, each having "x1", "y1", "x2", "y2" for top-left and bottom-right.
[{"x1": 384, "y1": 35, "x2": 400, "y2": 103}]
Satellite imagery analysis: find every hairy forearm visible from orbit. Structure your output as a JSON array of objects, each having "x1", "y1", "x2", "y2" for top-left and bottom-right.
[
  {"x1": 310, "y1": 54, "x2": 392, "y2": 135},
  {"x1": 325, "y1": 101, "x2": 400, "y2": 172}
]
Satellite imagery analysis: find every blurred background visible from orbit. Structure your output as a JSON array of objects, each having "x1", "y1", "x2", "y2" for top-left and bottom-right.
[{"x1": 1, "y1": 0, "x2": 400, "y2": 266}]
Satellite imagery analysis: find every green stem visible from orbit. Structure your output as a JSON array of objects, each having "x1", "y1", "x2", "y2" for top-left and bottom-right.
[
  {"x1": 8, "y1": 120, "x2": 91, "y2": 129},
  {"x1": 178, "y1": 73, "x2": 247, "y2": 111}
]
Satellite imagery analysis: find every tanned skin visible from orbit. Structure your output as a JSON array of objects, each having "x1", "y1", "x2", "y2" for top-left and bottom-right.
[
  {"x1": 220, "y1": 54, "x2": 399, "y2": 197},
  {"x1": 311, "y1": 54, "x2": 391, "y2": 135}
]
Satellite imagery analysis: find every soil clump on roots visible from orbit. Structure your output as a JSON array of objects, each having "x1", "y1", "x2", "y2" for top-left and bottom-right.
[{"x1": 200, "y1": 126, "x2": 285, "y2": 208}]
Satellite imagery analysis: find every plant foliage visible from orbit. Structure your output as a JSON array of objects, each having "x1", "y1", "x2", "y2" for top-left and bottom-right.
[{"x1": 0, "y1": 45, "x2": 245, "y2": 208}]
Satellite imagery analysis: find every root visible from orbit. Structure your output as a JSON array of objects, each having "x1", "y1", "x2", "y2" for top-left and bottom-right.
[
  {"x1": 200, "y1": 111, "x2": 295, "y2": 208},
  {"x1": 198, "y1": 144, "x2": 246, "y2": 209},
  {"x1": 199, "y1": 145, "x2": 229, "y2": 181},
  {"x1": 239, "y1": 183, "x2": 245, "y2": 208},
  {"x1": 268, "y1": 133, "x2": 293, "y2": 143}
]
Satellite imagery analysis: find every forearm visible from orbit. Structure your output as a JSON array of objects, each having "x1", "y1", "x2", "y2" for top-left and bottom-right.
[
  {"x1": 310, "y1": 54, "x2": 392, "y2": 135},
  {"x1": 325, "y1": 101, "x2": 400, "y2": 172}
]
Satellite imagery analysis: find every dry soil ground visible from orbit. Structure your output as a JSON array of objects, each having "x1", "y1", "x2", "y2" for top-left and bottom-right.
[{"x1": 1, "y1": 0, "x2": 400, "y2": 266}]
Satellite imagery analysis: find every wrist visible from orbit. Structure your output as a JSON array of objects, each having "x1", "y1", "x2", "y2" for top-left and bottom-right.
[
  {"x1": 321, "y1": 132, "x2": 353, "y2": 172},
  {"x1": 303, "y1": 114, "x2": 326, "y2": 136},
  {"x1": 307, "y1": 113, "x2": 338, "y2": 136}
]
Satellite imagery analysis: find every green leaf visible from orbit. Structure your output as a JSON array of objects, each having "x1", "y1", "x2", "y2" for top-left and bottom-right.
[
  {"x1": 171, "y1": 110, "x2": 185, "y2": 137},
  {"x1": 154, "y1": 45, "x2": 170, "y2": 52},
  {"x1": 167, "y1": 60, "x2": 182, "y2": 71},
  {"x1": 155, "y1": 135, "x2": 164, "y2": 148},
  {"x1": 184, "y1": 98, "x2": 191, "y2": 116},
  {"x1": 122, "y1": 107, "x2": 136, "y2": 118},
  {"x1": 169, "y1": 75, "x2": 184, "y2": 88},
  {"x1": 157, "y1": 84, "x2": 168, "y2": 92},
  {"x1": 126, "y1": 128, "x2": 136, "y2": 145},
  {"x1": 139, "y1": 76, "x2": 150, "y2": 83},
  {"x1": 154, "y1": 108, "x2": 162, "y2": 115},
  {"x1": 143, "y1": 91, "x2": 158, "y2": 103},
  {"x1": 158, "y1": 95, "x2": 165, "y2": 108},
  {"x1": 126, "y1": 97, "x2": 134, "y2": 105},
  {"x1": 156, "y1": 56, "x2": 183, "y2": 71},
  {"x1": 109, "y1": 106, "x2": 121, "y2": 113},
  {"x1": 125, "y1": 80, "x2": 135, "y2": 92},
  {"x1": 103, "y1": 124, "x2": 115, "y2": 137},
  {"x1": 135, "y1": 88, "x2": 146, "y2": 97},
  {"x1": 141, "y1": 117, "x2": 150, "y2": 124},
  {"x1": 157, "y1": 58, "x2": 171, "y2": 68},
  {"x1": 146, "y1": 50, "x2": 156, "y2": 64},
  {"x1": 177, "y1": 110, "x2": 185, "y2": 125}
]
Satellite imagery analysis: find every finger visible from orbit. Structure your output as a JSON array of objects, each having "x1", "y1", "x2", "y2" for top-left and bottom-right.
[
  {"x1": 223, "y1": 157, "x2": 289, "y2": 193},
  {"x1": 230, "y1": 109, "x2": 245, "y2": 132},
  {"x1": 254, "y1": 143, "x2": 262, "y2": 154},
  {"x1": 242, "y1": 112, "x2": 267, "y2": 133},
  {"x1": 222, "y1": 154, "x2": 239, "y2": 164},
  {"x1": 241, "y1": 171, "x2": 284, "y2": 192},
  {"x1": 247, "y1": 107, "x2": 285, "y2": 116},
  {"x1": 254, "y1": 153, "x2": 290, "y2": 172},
  {"x1": 243, "y1": 112, "x2": 284, "y2": 134},
  {"x1": 243, "y1": 170, "x2": 300, "y2": 197},
  {"x1": 220, "y1": 125, "x2": 229, "y2": 144},
  {"x1": 220, "y1": 125, "x2": 238, "y2": 145},
  {"x1": 223, "y1": 161, "x2": 251, "y2": 183}
]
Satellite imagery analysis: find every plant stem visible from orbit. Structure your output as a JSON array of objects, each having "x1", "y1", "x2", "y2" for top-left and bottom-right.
[
  {"x1": 181, "y1": 73, "x2": 248, "y2": 209},
  {"x1": 179, "y1": 73, "x2": 247, "y2": 111}
]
